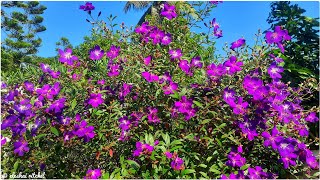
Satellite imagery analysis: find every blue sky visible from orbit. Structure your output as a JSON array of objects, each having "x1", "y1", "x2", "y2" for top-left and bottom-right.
[{"x1": 4, "y1": 1, "x2": 319, "y2": 57}]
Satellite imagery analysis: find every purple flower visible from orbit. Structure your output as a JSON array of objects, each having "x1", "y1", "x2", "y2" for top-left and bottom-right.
[
  {"x1": 133, "y1": 141, "x2": 154, "y2": 156},
  {"x1": 160, "y1": 3, "x2": 177, "y2": 20},
  {"x1": 179, "y1": 60, "x2": 192, "y2": 76},
  {"x1": 1, "y1": 82, "x2": 7, "y2": 89},
  {"x1": 50, "y1": 71, "x2": 60, "y2": 79},
  {"x1": 279, "y1": 151, "x2": 298, "y2": 169},
  {"x1": 135, "y1": 22, "x2": 150, "y2": 34},
  {"x1": 221, "y1": 173, "x2": 237, "y2": 179},
  {"x1": 106, "y1": 45, "x2": 120, "y2": 59},
  {"x1": 214, "y1": 29, "x2": 223, "y2": 38},
  {"x1": 261, "y1": 126, "x2": 283, "y2": 150},
  {"x1": 174, "y1": 96, "x2": 193, "y2": 114},
  {"x1": 243, "y1": 75, "x2": 264, "y2": 95},
  {"x1": 40, "y1": 63, "x2": 52, "y2": 73},
  {"x1": 88, "y1": 93, "x2": 104, "y2": 108},
  {"x1": 47, "y1": 98, "x2": 66, "y2": 113},
  {"x1": 165, "y1": 151, "x2": 173, "y2": 159},
  {"x1": 248, "y1": 166, "x2": 268, "y2": 179},
  {"x1": 269, "y1": 54, "x2": 284, "y2": 63},
  {"x1": 191, "y1": 56, "x2": 203, "y2": 68},
  {"x1": 265, "y1": 26, "x2": 291, "y2": 52},
  {"x1": 119, "y1": 83, "x2": 132, "y2": 99},
  {"x1": 226, "y1": 154, "x2": 246, "y2": 168},
  {"x1": 24, "y1": 81, "x2": 34, "y2": 92},
  {"x1": 207, "y1": 63, "x2": 226, "y2": 79},
  {"x1": 149, "y1": 28, "x2": 165, "y2": 44},
  {"x1": 161, "y1": 33, "x2": 172, "y2": 45},
  {"x1": 97, "y1": 79, "x2": 105, "y2": 85},
  {"x1": 1, "y1": 135, "x2": 9, "y2": 146},
  {"x1": 80, "y1": 2, "x2": 95, "y2": 11},
  {"x1": 169, "y1": 49, "x2": 182, "y2": 60},
  {"x1": 268, "y1": 62, "x2": 284, "y2": 79},
  {"x1": 108, "y1": 64, "x2": 121, "y2": 77},
  {"x1": 84, "y1": 169, "x2": 101, "y2": 179},
  {"x1": 210, "y1": 1, "x2": 222, "y2": 5},
  {"x1": 265, "y1": 26, "x2": 291, "y2": 44},
  {"x1": 13, "y1": 140, "x2": 29, "y2": 156},
  {"x1": 89, "y1": 45, "x2": 104, "y2": 60},
  {"x1": 144, "y1": 56, "x2": 152, "y2": 66},
  {"x1": 228, "y1": 97, "x2": 248, "y2": 115},
  {"x1": 306, "y1": 155, "x2": 318, "y2": 169},
  {"x1": 211, "y1": 18, "x2": 220, "y2": 31},
  {"x1": 147, "y1": 107, "x2": 160, "y2": 124},
  {"x1": 14, "y1": 99, "x2": 32, "y2": 115},
  {"x1": 230, "y1": 38, "x2": 245, "y2": 50},
  {"x1": 58, "y1": 48, "x2": 78, "y2": 65},
  {"x1": 305, "y1": 112, "x2": 319, "y2": 123},
  {"x1": 163, "y1": 82, "x2": 178, "y2": 95},
  {"x1": 119, "y1": 116, "x2": 131, "y2": 131},
  {"x1": 142, "y1": 71, "x2": 159, "y2": 82},
  {"x1": 223, "y1": 88, "x2": 236, "y2": 105},
  {"x1": 170, "y1": 157, "x2": 184, "y2": 170},
  {"x1": 74, "y1": 120, "x2": 95, "y2": 142},
  {"x1": 223, "y1": 56, "x2": 243, "y2": 75},
  {"x1": 159, "y1": 72, "x2": 172, "y2": 84}
]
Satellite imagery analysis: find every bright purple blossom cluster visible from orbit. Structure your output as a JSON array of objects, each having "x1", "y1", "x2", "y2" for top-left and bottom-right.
[
  {"x1": 133, "y1": 141, "x2": 154, "y2": 157},
  {"x1": 179, "y1": 56, "x2": 203, "y2": 76},
  {"x1": 135, "y1": 22, "x2": 172, "y2": 45},
  {"x1": 118, "y1": 112, "x2": 143, "y2": 141},
  {"x1": 89, "y1": 45, "x2": 104, "y2": 60},
  {"x1": 262, "y1": 127, "x2": 318, "y2": 169},
  {"x1": 230, "y1": 38, "x2": 246, "y2": 50},
  {"x1": 147, "y1": 107, "x2": 161, "y2": 124},
  {"x1": 141, "y1": 71, "x2": 159, "y2": 83},
  {"x1": 161, "y1": 72, "x2": 178, "y2": 95},
  {"x1": 73, "y1": 120, "x2": 95, "y2": 142},
  {"x1": 84, "y1": 168, "x2": 101, "y2": 179},
  {"x1": 211, "y1": 18, "x2": 223, "y2": 38},
  {"x1": 58, "y1": 48, "x2": 79, "y2": 66},
  {"x1": 225, "y1": 145, "x2": 246, "y2": 168},
  {"x1": 40, "y1": 63, "x2": 61, "y2": 79},
  {"x1": 87, "y1": 93, "x2": 104, "y2": 108},
  {"x1": 160, "y1": 3, "x2": 177, "y2": 20},
  {"x1": 164, "y1": 151, "x2": 185, "y2": 171},
  {"x1": 173, "y1": 96, "x2": 197, "y2": 121},
  {"x1": 266, "y1": 26, "x2": 291, "y2": 53},
  {"x1": 79, "y1": 2, "x2": 95, "y2": 11}
]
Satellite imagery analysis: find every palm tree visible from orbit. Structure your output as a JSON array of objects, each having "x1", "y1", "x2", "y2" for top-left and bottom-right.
[{"x1": 123, "y1": 1, "x2": 166, "y2": 25}]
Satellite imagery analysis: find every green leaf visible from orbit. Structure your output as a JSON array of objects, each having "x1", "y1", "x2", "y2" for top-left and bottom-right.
[
  {"x1": 312, "y1": 171, "x2": 320, "y2": 177},
  {"x1": 169, "y1": 91, "x2": 179, "y2": 99},
  {"x1": 71, "y1": 98, "x2": 77, "y2": 110},
  {"x1": 12, "y1": 161, "x2": 19, "y2": 173},
  {"x1": 50, "y1": 127, "x2": 59, "y2": 136},
  {"x1": 201, "y1": 119, "x2": 211, "y2": 124},
  {"x1": 206, "y1": 156, "x2": 213, "y2": 162},
  {"x1": 198, "y1": 164, "x2": 207, "y2": 168},
  {"x1": 36, "y1": 134, "x2": 46, "y2": 139},
  {"x1": 126, "y1": 160, "x2": 140, "y2": 170},
  {"x1": 209, "y1": 165, "x2": 221, "y2": 174},
  {"x1": 102, "y1": 172, "x2": 110, "y2": 179},
  {"x1": 199, "y1": 171, "x2": 209, "y2": 178},
  {"x1": 181, "y1": 169, "x2": 195, "y2": 176},
  {"x1": 193, "y1": 100, "x2": 203, "y2": 108}
]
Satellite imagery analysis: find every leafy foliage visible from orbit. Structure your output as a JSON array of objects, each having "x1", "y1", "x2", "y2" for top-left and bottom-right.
[{"x1": 1, "y1": 2, "x2": 319, "y2": 179}]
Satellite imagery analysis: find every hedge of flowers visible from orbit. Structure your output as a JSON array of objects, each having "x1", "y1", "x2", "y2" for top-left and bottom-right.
[{"x1": 1, "y1": 1, "x2": 319, "y2": 179}]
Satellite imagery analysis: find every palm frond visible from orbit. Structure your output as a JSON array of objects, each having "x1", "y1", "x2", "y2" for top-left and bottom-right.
[{"x1": 123, "y1": 1, "x2": 151, "y2": 13}]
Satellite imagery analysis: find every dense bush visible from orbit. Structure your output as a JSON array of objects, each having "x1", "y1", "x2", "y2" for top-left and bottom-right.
[{"x1": 1, "y1": 2, "x2": 319, "y2": 179}]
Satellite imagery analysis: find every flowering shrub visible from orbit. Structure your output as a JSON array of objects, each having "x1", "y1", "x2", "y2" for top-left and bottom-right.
[{"x1": 1, "y1": 1, "x2": 319, "y2": 179}]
